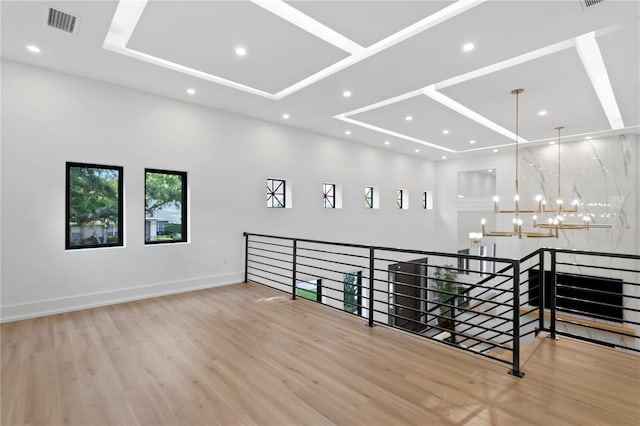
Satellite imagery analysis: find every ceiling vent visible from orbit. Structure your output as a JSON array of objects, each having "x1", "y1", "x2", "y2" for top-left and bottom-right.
[
  {"x1": 47, "y1": 7, "x2": 78, "y2": 34},
  {"x1": 580, "y1": 0, "x2": 604, "y2": 8}
]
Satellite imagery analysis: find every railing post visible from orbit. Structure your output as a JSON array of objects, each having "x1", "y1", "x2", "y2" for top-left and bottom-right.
[
  {"x1": 538, "y1": 249, "x2": 545, "y2": 333},
  {"x1": 368, "y1": 247, "x2": 375, "y2": 327},
  {"x1": 292, "y1": 239, "x2": 297, "y2": 300},
  {"x1": 243, "y1": 232, "x2": 249, "y2": 283},
  {"x1": 509, "y1": 260, "x2": 524, "y2": 378},
  {"x1": 549, "y1": 249, "x2": 557, "y2": 340}
]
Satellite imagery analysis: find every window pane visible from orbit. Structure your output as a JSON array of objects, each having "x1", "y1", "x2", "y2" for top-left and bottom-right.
[
  {"x1": 364, "y1": 187, "x2": 373, "y2": 209},
  {"x1": 267, "y1": 178, "x2": 286, "y2": 208},
  {"x1": 66, "y1": 163, "x2": 123, "y2": 249},
  {"x1": 145, "y1": 169, "x2": 187, "y2": 243},
  {"x1": 323, "y1": 183, "x2": 335, "y2": 208}
]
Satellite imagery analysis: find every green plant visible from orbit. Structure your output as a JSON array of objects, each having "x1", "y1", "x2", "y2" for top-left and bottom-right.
[{"x1": 433, "y1": 265, "x2": 459, "y2": 320}]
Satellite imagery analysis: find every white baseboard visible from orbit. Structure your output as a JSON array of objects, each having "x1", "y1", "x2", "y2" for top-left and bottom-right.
[{"x1": 0, "y1": 271, "x2": 244, "y2": 323}]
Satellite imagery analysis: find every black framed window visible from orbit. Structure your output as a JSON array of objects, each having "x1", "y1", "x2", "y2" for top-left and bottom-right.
[
  {"x1": 66, "y1": 162, "x2": 123, "y2": 249},
  {"x1": 267, "y1": 178, "x2": 286, "y2": 208},
  {"x1": 423, "y1": 191, "x2": 433, "y2": 210},
  {"x1": 323, "y1": 183, "x2": 336, "y2": 208},
  {"x1": 364, "y1": 187, "x2": 373, "y2": 209},
  {"x1": 344, "y1": 272, "x2": 363, "y2": 315},
  {"x1": 396, "y1": 190, "x2": 403, "y2": 209},
  {"x1": 145, "y1": 169, "x2": 187, "y2": 244}
]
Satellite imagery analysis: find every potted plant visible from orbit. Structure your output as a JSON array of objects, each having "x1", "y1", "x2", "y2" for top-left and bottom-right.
[{"x1": 433, "y1": 265, "x2": 459, "y2": 332}]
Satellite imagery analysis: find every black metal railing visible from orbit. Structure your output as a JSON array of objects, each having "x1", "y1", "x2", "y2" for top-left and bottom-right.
[{"x1": 243, "y1": 232, "x2": 640, "y2": 377}]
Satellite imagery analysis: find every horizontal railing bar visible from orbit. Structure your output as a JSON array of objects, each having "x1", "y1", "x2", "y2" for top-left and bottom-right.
[
  {"x1": 456, "y1": 326, "x2": 513, "y2": 350},
  {"x1": 555, "y1": 307, "x2": 635, "y2": 327},
  {"x1": 556, "y1": 282, "x2": 640, "y2": 300},
  {"x1": 373, "y1": 274, "x2": 516, "y2": 296},
  {"x1": 555, "y1": 294, "x2": 640, "y2": 314},
  {"x1": 520, "y1": 248, "x2": 544, "y2": 263},
  {"x1": 371, "y1": 319, "x2": 513, "y2": 365},
  {"x1": 455, "y1": 315, "x2": 513, "y2": 340},
  {"x1": 520, "y1": 263, "x2": 541, "y2": 276},
  {"x1": 376, "y1": 311, "x2": 515, "y2": 352},
  {"x1": 248, "y1": 254, "x2": 294, "y2": 269},
  {"x1": 552, "y1": 248, "x2": 640, "y2": 260},
  {"x1": 247, "y1": 265, "x2": 292, "y2": 281},
  {"x1": 248, "y1": 245, "x2": 294, "y2": 258},
  {"x1": 296, "y1": 245, "x2": 371, "y2": 260},
  {"x1": 296, "y1": 254, "x2": 368, "y2": 271},
  {"x1": 248, "y1": 239, "x2": 293, "y2": 249},
  {"x1": 555, "y1": 261, "x2": 640, "y2": 275},
  {"x1": 294, "y1": 295, "x2": 369, "y2": 322},
  {"x1": 555, "y1": 331, "x2": 640, "y2": 352},
  {"x1": 519, "y1": 317, "x2": 539, "y2": 330},
  {"x1": 296, "y1": 260, "x2": 366, "y2": 279},
  {"x1": 247, "y1": 274, "x2": 291, "y2": 290},
  {"x1": 371, "y1": 284, "x2": 515, "y2": 310},
  {"x1": 244, "y1": 232, "x2": 518, "y2": 263}
]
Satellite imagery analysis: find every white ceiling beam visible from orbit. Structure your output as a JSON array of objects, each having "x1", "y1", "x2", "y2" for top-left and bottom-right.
[{"x1": 575, "y1": 32, "x2": 624, "y2": 130}]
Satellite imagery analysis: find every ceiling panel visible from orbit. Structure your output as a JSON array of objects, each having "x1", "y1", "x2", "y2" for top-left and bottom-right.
[
  {"x1": 127, "y1": 1, "x2": 349, "y2": 94},
  {"x1": 350, "y1": 94, "x2": 514, "y2": 152},
  {"x1": 288, "y1": 1, "x2": 454, "y2": 47},
  {"x1": 597, "y1": 22, "x2": 640, "y2": 128},
  {"x1": 439, "y1": 48, "x2": 610, "y2": 141}
]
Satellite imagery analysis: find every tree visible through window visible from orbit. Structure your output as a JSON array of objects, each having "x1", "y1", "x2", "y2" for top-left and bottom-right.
[
  {"x1": 66, "y1": 162, "x2": 123, "y2": 249},
  {"x1": 267, "y1": 178, "x2": 286, "y2": 208},
  {"x1": 323, "y1": 183, "x2": 336, "y2": 208},
  {"x1": 344, "y1": 272, "x2": 362, "y2": 315},
  {"x1": 145, "y1": 169, "x2": 187, "y2": 243}
]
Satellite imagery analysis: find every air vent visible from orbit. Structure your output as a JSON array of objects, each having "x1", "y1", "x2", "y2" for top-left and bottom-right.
[
  {"x1": 580, "y1": 0, "x2": 604, "y2": 8},
  {"x1": 47, "y1": 8, "x2": 77, "y2": 34}
]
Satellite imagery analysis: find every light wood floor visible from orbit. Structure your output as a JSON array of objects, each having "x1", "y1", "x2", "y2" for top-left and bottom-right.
[{"x1": 2, "y1": 282, "x2": 639, "y2": 425}]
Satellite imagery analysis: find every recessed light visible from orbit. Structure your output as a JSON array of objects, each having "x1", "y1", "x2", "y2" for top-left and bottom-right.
[
  {"x1": 462, "y1": 43, "x2": 475, "y2": 52},
  {"x1": 442, "y1": 129, "x2": 449, "y2": 135},
  {"x1": 549, "y1": 141, "x2": 555, "y2": 145},
  {"x1": 384, "y1": 141, "x2": 390, "y2": 145},
  {"x1": 586, "y1": 136, "x2": 592, "y2": 140},
  {"x1": 26, "y1": 45, "x2": 41, "y2": 53},
  {"x1": 235, "y1": 46, "x2": 247, "y2": 57},
  {"x1": 415, "y1": 149, "x2": 420, "y2": 153},
  {"x1": 538, "y1": 110, "x2": 547, "y2": 116},
  {"x1": 441, "y1": 156, "x2": 447, "y2": 160},
  {"x1": 343, "y1": 90, "x2": 352, "y2": 98},
  {"x1": 488, "y1": 169, "x2": 493, "y2": 172},
  {"x1": 186, "y1": 88, "x2": 196, "y2": 95},
  {"x1": 345, "y1": 130, "x2": 351, "y2": 135},
  {"x1": 493, "y1": 148, "x2": 499, "y2": 153},
  {"x1": 282, "y1": 113, "x2": 290, "y2": 119},
  {"x1": 469, "y1": 140, "x2": 476, "y2": 144},
  {"x1": 405, "y1": 115, "x2": 413, "y2": 121}
]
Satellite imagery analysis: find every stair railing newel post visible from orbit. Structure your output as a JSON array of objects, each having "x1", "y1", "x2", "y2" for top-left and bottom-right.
[
  {"x1": 538, "y1": 249, "x2": 545, "y2": 333},
  {"x1": 549, "y1": 249, "x2": 557, "y2": 339},
  {"x1": 292, "y1": 239, "x2": 297, "y2": 300},
  {"x1": 368, "y1": 247, "x2": 375, "y2": 327},
  {"x1": 243, "y1": 232, "x2": 249, "y2": 283},
  {"x1": 509, "y1": 260, "x2": 525, "y2": 377}
]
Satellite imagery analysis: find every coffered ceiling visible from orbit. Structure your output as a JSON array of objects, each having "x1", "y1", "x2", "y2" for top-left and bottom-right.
[{"x1": 2, "y1": 0, "x2": 639, "y2": 161}]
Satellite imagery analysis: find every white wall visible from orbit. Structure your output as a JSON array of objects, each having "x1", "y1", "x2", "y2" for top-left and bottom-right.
[{"x1": 0, "y1": 60, "x2": 438, "y2": 321}]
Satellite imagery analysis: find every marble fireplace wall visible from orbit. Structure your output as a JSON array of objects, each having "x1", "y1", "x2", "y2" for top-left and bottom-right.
[{"x1": 436, "y1": 133, "x2": 639, "y2": 258}]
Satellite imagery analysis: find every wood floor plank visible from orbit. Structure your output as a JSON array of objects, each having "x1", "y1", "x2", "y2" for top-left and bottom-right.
[{"x1": 1, "y1": 282, "x2": 639, "y2": 425}]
